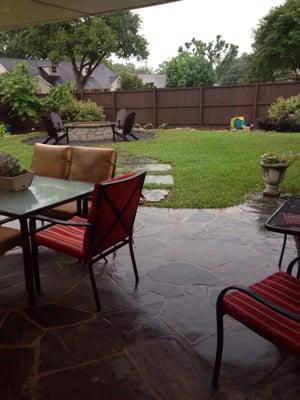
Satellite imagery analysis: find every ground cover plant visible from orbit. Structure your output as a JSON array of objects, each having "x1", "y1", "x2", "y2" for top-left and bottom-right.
[{"x1": 1, "y1": 129, "x2": 300, "y2": 208}]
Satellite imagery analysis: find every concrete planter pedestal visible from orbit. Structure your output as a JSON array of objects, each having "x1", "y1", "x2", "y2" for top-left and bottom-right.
[{"x1": 260, "y1": 162, "x2": 290, "y2": 197}]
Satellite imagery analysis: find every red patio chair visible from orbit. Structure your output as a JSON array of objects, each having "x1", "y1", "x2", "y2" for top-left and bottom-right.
[
  {"x1": 30, "y1": 171, "x2": 146, "y2": 310},
  {"x1": 212, "y1": 257, "x2": 300, "y2": 387}
]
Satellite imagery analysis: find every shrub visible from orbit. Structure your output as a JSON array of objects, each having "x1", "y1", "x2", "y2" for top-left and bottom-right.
[
  {"x1": 41, "y1": 83, "x2": 74, "y2": 113},
  {"x1": 120, "y1": 73, "x2": 144, "y2": 90},
  {"x1": 0, "y1": 62, "x2": 41, "y2": 122},
  {"x1": 266, "y1": 95, "x2": 300, "y2": 132},
  {"x1": 0, "y1": 123, "x2": 7, "y2": 136},
  {"x1": 60, "y1": 99, "x2": 105, "y2": 122},
  {"x1": 0, "y1": 152, "x2": 27, "y2": 176}
]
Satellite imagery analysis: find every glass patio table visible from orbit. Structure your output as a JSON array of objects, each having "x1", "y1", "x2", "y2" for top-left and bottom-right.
[
  {"x1": 0, "y1": 175, "x2": 94, "y2": 306},
  {"x1": 265, "y1": 196, "x2": 300, "y2": 276}
]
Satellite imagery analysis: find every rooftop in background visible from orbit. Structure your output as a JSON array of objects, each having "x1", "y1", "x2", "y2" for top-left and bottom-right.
[
  {"x1": 0, "y1": 57, "x2": 120, "y2": 93},
  {"x1": 137, "y1": 73, "x2": 167, "y2": 88}
]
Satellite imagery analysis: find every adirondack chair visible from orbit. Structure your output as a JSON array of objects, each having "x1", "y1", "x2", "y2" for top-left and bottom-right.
[
  {"x1": 113, "y1": 111, "x2": 138, "y2": 141},
  {"x1": 42, "y1": 112, "x2": 69, "y2": 145}
]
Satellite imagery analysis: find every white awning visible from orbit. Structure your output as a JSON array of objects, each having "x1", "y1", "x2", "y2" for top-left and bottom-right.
[{"x1": 0, "y1": 0, "x2": 180, "y2": 30}]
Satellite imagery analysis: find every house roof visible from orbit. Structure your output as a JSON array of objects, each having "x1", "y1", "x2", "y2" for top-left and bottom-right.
[
  {"x1": 0, "y1": 57, "x2": 119, "y2": 90},
  {"x1": 137, "y1": 73, "x2": 167, "y2": 88}
]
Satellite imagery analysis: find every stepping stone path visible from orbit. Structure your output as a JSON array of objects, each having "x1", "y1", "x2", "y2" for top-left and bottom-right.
[
  {"x1": 117, "y1": 154, "x2": 173, "y2": 203},
  {"x1": 141, "y1": 163, "x2": 173, "y2": 203}
]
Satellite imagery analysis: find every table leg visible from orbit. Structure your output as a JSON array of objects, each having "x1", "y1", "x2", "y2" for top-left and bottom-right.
[
  {"x1": 294, "y1": 236, "x2": 300, "y2": 279},
  {"x1": 19, "y1": 217, "x2": 36, "y2": 306}
]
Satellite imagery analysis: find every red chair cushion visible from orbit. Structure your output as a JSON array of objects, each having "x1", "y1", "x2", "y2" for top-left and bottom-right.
[
  {"x1": 223, "y1": 271, "x2": 300, "y2": 357},
  {"x1": 35, "y1": 216, "x2": 86, "y2": 260}
]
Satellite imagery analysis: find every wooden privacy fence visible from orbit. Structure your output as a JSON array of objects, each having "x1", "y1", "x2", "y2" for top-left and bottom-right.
[{"x1": 83, "y1": 82, "x2": 300, "y2": 130}]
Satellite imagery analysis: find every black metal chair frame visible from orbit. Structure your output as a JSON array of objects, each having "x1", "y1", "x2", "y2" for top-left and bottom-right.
[
  {"x1": 113, "y1": 111, "x2": 138, "y2": 142},
  {"x1": 42, "y1": 112, "x2": 70, "y2": 145},
  {"x1": 212, "y1": 256, "x2": 300, "y2": 387},
  {"x1": 29, "y1": 172, "x2": 146, "y2": 310}
]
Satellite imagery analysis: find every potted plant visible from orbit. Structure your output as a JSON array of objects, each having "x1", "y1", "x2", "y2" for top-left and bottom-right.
[
  {"x1": 260, "y1": 153, "x2": 292, "y2": 197},
  {"x1": 0, "y1": 152, "x2": 35, "y2": 191}
]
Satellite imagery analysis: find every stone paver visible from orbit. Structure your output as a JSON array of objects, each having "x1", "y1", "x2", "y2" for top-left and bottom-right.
[
  {"x1": 145, "y1": 175, "x2": 174, "y2": 185},
  {"x1": 142, "y1": 189, "x2": 170, "y2": 202},
  {"x1": 0, "y1": 197, "x2": 300, "y2": 399},
  {"x1": 143, "y1": 164, "x2": 172, "y2": 172}
]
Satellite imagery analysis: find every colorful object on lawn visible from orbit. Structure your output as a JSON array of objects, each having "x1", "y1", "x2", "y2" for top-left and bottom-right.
[{"x1": 230, "y1": 116, "x2": 245, "y2": 130}]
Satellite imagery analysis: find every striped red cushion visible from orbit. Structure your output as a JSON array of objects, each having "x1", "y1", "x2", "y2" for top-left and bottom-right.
[
  {"x1": 223, "y1": 272, "x2": 300, "y2": 357},
  {"x1": 35, "y1": 216, "x2": 86, "y2": 259}
]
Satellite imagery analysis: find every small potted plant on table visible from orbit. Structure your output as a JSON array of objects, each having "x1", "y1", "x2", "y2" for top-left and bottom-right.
[
  {"x1": 260, "y1": 153, "x2": 292, "y2": 197},
  {"x1": 0, "y1": 152, "x2": 35, "y2": 191}
]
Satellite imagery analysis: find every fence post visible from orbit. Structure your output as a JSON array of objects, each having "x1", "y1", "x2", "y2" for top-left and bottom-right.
[
  {"x1": 152, "y1": 88, "x2": 157, "y2": 128},
  {"x1": 252, "y1": 84, "x2": 259, "y2": 123},
  {"x1": 199, "y1": 87, "x2": 203, "y2": 128},
  {"x1": 112, "y1": 91, "x2": 117, "y2": 121}
]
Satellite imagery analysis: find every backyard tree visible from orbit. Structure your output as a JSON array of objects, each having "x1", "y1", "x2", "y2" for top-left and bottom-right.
[
  {"x1": 248, "y1": 0, "x2": 300, "y2": 81},
  {"x1": 179, "y1": 35, "x2": 238, "y2": 84},
  {"x1": 159, "y1": 52, "x2": 216, "y2": 88},
  {"x1": 0, "y1": 12, "x2": 148, "y2": 96},
  {"x1": 219, "y1": 53, "x2": 252, "y2": 85},
  {"x1": 119, "y1": 72, "x2": 144, "y2": 90}
]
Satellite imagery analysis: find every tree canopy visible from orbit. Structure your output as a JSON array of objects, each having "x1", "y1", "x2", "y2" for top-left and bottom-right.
[
  {"x1": 179, "y1": 35, "x2": 238, "y2": 84},
  {"x1": 119, "y1": 72, "x2": 144, "y2": 90},
  {"x1": 249, "y1": 0, "x2": 300, "y2": 81},
  {"x1": 160, "y1": 52, "x2": 216, "y2": 88},
  {"x1": 0, "y1": 11, "x2": 148, "y2": 95}
]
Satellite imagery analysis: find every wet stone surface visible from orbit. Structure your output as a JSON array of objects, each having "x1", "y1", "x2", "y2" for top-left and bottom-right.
[
  {"x1": 0, "y1": 196, "x2": 300, "y2": 399},
  {"x1": 145, "y1": 175, "x2": 174, "y2": 185}
]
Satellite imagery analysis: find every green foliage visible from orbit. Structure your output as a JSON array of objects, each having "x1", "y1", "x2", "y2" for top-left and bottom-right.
[
  {"x1": 0, "y1": 151, "x2": 27, "y2": 176},
  {"x1": 219, "y1": 53, "x2": 252, "y2": 85},
  {"x1": 179, "y1": 35, "x2": 238, "y2": 84},
  {"x1": 268, "y1": 95, "x2": 300, "y2": 123},
  {"x1": 163, "y1": 52, "x2": 216, "y2": 87},
  {"x1": 41, "y1": 83, "x2": 74, "y2": 113},
  {"x1": 120, "y1": 72, "x2": 144, "y2": 90},
  {"x1": 2, "y1": 12, "x2": 148, "y2": 94},
  {"x1": 60, "y1": 99, "x2": 105, "y2": 122},
  {"x1": 0, "y1": 62, "x2": 41, "y2": 121},
  {"x1": 249, "y1": 0, "x2": 300, "y2": 82},
  {"x1": 0, "y1": 123, "x2": 7, "y2": 136}
]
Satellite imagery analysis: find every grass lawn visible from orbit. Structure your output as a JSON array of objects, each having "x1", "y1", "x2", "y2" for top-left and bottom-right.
[{"x1": 1, "y1": 129, "x2": 300, "y2": 208}]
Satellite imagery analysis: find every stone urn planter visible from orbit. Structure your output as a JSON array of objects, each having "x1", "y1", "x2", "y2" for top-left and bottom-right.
[{"x1": 260, "y1": 159, "x2": 290, "y2": 197}]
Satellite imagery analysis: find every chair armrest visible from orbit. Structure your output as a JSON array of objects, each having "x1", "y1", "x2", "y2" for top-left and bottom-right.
[
  {"x1": 0, "y1": 217, "x2": 16, "y2": 225},
  {"x1": 30, "y1": 214, "x2": 94, "y2": 227},
  {"x1": 217, "y1": 285, "x2": 300, "y2": 323}
]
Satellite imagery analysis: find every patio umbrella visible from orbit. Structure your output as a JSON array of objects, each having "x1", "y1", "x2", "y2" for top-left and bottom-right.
[{"x1": 0, "y1": 0, "x2": 180, "y2": 30}]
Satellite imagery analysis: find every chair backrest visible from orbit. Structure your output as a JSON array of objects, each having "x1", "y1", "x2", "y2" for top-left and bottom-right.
[
  {"x1": 115, "y1": 109, "x2": 127, "y2": 129},
  {"x1": 68, "y1": 146, "x2": 117, "y2": 182},
  {"x1": 123, "y1": 112, "x2": 136, "y2": 135},
  {"x1": 31, "y1": 143, "x2": 71, "y2": 178},
  {"x1": 42, "y1": 113, "x2": 59, "y2": 140},
  {"x1": 0, "y1": 226, "x2": 20, "y2": 255},
  {"x1": 83, "y1": 171, "x2": 146, "y2": 258},
  {"x1": 50, "y1": 112, "x2": 65, "y2": 132}
]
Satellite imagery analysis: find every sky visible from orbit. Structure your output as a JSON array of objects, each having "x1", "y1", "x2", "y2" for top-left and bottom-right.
[{"x1": 133, "y1": 0, "x2": 285, "y2": 70}]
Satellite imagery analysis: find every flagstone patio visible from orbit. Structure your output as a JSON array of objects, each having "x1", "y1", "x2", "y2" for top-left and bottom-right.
[{"x1": 1, "y1": 195, "x2": 300, "y2": 399}]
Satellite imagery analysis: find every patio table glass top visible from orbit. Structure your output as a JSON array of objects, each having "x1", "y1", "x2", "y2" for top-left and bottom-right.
[
  {"x1": 265, "y1": 196, "x2": 300, "y2": 235},
  {"x1": 0, "y1": 175, "x2": 94, "y2": 217}
]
